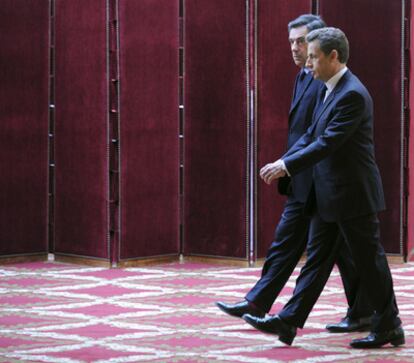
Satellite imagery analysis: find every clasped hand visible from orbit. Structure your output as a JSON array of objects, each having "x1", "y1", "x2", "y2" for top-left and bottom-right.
[{"x1": 260, "y1": 159, "x2": 286, "y2": 184}]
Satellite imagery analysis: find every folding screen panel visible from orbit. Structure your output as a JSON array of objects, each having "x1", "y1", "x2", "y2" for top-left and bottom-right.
[
  {"x1": 0, "y1": 1, "x2": 49, "y2": 257},
  {"x1": 318, "y1": 0, "x2": 405, "y2": 254},
  {"x1": 184, "y1": 0, "x2": 249, "y2": 258},
  {"x1": 256, "y1": 0, "x2": 312, "y2": 258},
  {"x1": 0, "y1": 0, "x2": 408, "y2": 263},
  {"x1": 409, "y1": 4, "x2": 414, "y2": 261},
  {"x1": 53, "y1": 0, "x2": 109, "y2": 260},
  {"x1": 118, "y1": 0, "x2": 180, "y2": 261}
]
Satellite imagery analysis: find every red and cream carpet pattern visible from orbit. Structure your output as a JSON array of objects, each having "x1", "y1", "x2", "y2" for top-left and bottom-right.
[{"x1": 0, "y1": 261, "x2": 413, "y2": 362}]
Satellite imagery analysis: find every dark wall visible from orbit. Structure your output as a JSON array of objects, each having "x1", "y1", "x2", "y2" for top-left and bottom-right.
[
  {"x1": 0, "y1": 0, "x2": 49, "y2": 256},
  {"x1": 318, "y1": 0, "x2": 403, "y2": 253},
  {"x1": 54, "y1": 0, "x2": 109, "y2": 259},
  {"x1": 184, "y1": 0, "x2": 248, "y2": 258},
  {"x1": 256, "y1": 0, "x2": 312, "y2": 257},
  {"x1": 118, "y1": 0, "x2": 180, "y2": 260}
]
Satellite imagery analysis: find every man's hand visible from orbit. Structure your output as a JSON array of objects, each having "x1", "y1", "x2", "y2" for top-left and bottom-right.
[{"x1": 260, "y1": 159, "x2": 287, "y2": 184}]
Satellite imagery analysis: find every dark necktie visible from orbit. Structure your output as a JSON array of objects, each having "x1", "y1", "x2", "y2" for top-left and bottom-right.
[{"x1": 299, "y1": 68, "x2": 306, "y2": 82}]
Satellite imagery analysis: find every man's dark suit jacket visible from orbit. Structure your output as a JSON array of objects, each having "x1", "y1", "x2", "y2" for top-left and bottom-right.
[
  {"x1": 283, "y1": 70, "x2": 386, "y2": 222},
  {"x1": 279, "y1": 70, "x2": 323, "y2": 203}
]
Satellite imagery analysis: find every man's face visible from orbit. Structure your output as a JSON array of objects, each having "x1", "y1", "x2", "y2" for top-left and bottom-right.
[
  {"x1": 289, "y1": 25, "x2": 308, "y2": 67},
  {"x1": 306, "y1": 40, "x2": 332, "y2": 82}
]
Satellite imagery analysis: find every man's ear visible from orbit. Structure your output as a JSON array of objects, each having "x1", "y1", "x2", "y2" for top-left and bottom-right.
[{"x1": 330, "y1": 49, "x2": 339, "y2": 62}]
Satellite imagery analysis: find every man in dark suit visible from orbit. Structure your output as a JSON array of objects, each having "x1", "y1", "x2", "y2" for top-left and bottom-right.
[
  {"x1": 243, "y1": 27, "x2": 404, "y2": 348},
  {"x1": 216, "y1": 15, "x2": 372, "y2": 333}
]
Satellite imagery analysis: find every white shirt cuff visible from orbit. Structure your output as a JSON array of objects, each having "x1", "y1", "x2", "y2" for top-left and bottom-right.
[{"x1": 280, "y1": 159, "x2": 290, "y2": 177}]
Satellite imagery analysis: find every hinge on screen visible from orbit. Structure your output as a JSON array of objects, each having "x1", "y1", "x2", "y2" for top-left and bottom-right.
[
  {"x1": 404, "y1": 76, "x2": 410, "y2": 106},
  {"x1": 404, "y1": 164, "x2": 409, "y2": 196},
  {"x1": 404, "y1": 17, "x2": 410, "y2": 50},
  {"x1": 403, "y1": 135, "x2": 409, "y2": 197}
]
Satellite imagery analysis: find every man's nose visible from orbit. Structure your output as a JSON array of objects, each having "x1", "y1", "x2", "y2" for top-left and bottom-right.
[{"x1": 305, "y1": 58, "x2": 312, "y2": 68}]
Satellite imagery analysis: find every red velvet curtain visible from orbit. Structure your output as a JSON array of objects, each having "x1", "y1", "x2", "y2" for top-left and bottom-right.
[
  {"x1": 183, "y1": 0, "x2": 248, "y2": 258},
  {"x1": 409, "y1": 2, "x2": 414, "y2": 261},
  {"x1": 118, "y1": 0, "x2": 180, "y2": 260},
  {"x1": 0, "y1": 0, "x2": 407, "y2": 262},
  {"x1": 0, "y1": 0, "x2": 49, "y2": 256},
  {"x1": 54, "y1": 0, "x2": 109, "y2": 259}
]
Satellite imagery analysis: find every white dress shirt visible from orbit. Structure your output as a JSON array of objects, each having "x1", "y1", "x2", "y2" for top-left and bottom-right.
[{"x1": 323, "y1": 66, "x2": 348, "y2": 102}]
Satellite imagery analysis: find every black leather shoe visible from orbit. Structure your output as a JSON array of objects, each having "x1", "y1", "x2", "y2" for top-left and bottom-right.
[
  {"x1": 326, "y1": 316, "x2": 372, "y2": 333},
  {"x1": 350, "y1": 326, "x2": 405, "y2": 348},
  {"x1": 215, "y1": 301, "x2": 265, "y2": 318},
  {"x1": 243, "y1": 314, "x2": 297, "y2": 346}
]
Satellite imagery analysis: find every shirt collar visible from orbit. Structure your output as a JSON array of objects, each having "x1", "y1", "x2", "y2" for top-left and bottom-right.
[{"x1": 325, "y1": 66, "x2": 348, "y2": 93}]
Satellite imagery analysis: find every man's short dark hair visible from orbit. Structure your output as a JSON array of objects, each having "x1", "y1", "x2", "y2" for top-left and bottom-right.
[
  {"x1": 288, "y1": 14, "x2": 326, "y2": 32},
  {"x1": 306, "y1": 27, "x2": 349, "y2": 63}
]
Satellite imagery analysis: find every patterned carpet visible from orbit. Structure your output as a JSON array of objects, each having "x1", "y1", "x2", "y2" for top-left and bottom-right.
[{"x1": 0, "y1": 260, "x2": 413, "y2": 363}]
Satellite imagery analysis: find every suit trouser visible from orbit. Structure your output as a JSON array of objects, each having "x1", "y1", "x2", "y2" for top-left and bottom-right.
[
  {"x1": 245, "y1": 197, "x2": 309, "y2": 312},
  {"x1": 278, "y1": 212, "x2": 401, "y2": 333},
  {"x1": 245, "y1": 197, "x2": 372, "y2": 318},
  {"x1": 336, "y1": 234, "x2": 372, "y2": 319}
]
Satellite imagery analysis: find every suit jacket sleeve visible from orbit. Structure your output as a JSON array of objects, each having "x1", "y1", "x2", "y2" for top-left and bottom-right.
[{"x1": 282, "y1": 90, "x2": 365, "y2": 176}]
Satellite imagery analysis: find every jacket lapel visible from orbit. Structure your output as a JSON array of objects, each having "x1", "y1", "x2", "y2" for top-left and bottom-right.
[
  {"x1": 289, "y1": 72, "x2": 313, "y2": 115},
  {"x1": 312, "y1": 70, "x2": 351, "y2": 127},
  {"x1": 313, "y1": 90, "x2": 336, "y2": 122}
]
